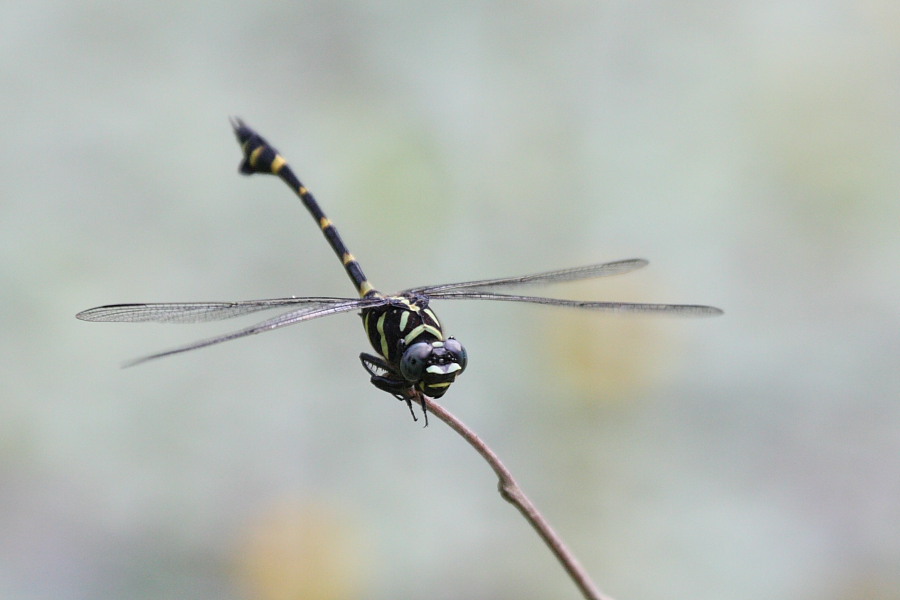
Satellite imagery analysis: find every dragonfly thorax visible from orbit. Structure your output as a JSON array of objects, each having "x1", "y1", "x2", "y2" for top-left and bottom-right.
[
  {"x1": 358, "y1": 294, "x2": 467, "y2": 410},
  {"x1": 361, "y1": 293, "x2": 445, "y2": 363}
]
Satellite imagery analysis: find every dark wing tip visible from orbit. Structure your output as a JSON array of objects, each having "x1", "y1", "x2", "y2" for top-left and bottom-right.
[
  {"x1": 683, "y1": 304, "x2": 723, "y2": 317},
  {"x1": 76, "y1": 305, "x2": 116, "y2": 321},
  {"x1": 76, "y1": 304, "x2": 149, "y2": 322},
  {"x1": 121, "y1": 356, "x2": 147, "y2": 369}
]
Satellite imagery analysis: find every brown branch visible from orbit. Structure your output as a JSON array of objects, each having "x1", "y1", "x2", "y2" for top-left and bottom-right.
[{"x1": 423, "y1": 396, "x2": 615, "y2": 600}]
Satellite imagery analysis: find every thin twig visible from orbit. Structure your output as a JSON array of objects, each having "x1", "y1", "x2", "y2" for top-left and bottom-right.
[{"x1": 423, "y1": 396, "x2": 615, "y2": 600}]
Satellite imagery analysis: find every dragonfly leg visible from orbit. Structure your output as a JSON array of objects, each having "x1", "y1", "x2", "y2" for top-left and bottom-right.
[
  {"x1": 399, "y1": 391, "x2": 429, "y2": 427},
  {"x1": 414, "y1": 391, "x2": 429, "y2": 427},
  {"x1": 359, "y1": 353, "x2": 423, "y2": 423}
]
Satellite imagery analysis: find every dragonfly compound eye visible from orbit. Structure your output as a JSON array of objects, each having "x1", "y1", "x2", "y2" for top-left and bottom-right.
[
  {"x1": 443, "y1": 338, "x2": 467, "y2": 373},
  {"x1": 400, "y1": 342, "x2": 435, "y2": 382}
]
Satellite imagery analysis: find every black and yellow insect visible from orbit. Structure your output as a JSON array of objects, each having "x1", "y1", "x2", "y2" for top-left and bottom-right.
[{"x1": 77, "y1": 120, "x2": 722, "y2": 423}]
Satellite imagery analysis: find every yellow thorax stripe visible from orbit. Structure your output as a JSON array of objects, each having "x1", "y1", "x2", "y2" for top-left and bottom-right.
[
  {"x1": 403, "y1": 324, "x2": 443, "y2": 345},
  {"x1": 376, "y1": 313, "x2": 390, "y2": 358}
]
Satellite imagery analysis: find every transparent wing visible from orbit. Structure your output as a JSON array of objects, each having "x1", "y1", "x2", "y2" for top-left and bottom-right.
[
  {"x1": 76, "y1": 297, "x2": 356, "y2": 324},
  {"x1": 425, "y1": 291, "x2": 723, "y2": 316},
  {"x1": 406, "y1": 259, "x2": 648, "y2": 295},
  {"x1": 120, "y1": 296, "x2": 389, "y2": 367}
]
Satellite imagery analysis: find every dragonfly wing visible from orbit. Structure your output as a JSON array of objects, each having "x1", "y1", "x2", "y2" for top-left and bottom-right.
[
  {"x1": 76, "y1": 297, "x2": 356, "y2": 323},
  {"x1": 123, "y1": 296, "x2": 388, "y2": 367},
  {"x1": 427, "y1": 291, "x2": 723, "y2": 316},
  {"x1": 406, "y1": 259, "x2": 648, "y2": 295}
]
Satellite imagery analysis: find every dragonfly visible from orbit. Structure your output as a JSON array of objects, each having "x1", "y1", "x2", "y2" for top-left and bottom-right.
[{"x1": 77, "y1": 119, "x2": 723, "y2": 423}]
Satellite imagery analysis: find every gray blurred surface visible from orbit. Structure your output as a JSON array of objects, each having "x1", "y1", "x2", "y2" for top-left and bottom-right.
[{"x1": 2, "y1": 3, "x2": 898, "y2": 599}]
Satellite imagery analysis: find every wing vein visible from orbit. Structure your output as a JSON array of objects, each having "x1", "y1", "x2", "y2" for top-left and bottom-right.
[
  {"x1": 406, "y1": 259, "x2": 648, "y2": 295},
  {"x1": 122, "y1": 297, "x2": 387, "y2": 367}
]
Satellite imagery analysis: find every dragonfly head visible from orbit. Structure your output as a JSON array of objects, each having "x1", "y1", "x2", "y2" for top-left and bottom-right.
[{"x1": 401, "y1": 338, "x2": 467, "y2": 398}]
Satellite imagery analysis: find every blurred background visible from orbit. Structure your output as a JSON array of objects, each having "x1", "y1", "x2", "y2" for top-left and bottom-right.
[{"x1": 2, "y1": 2, "x2": 898, "y2": 599}]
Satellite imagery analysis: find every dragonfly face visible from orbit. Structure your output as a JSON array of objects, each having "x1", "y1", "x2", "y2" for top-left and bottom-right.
[{"x1": 402, "y1": 338, "x2": 467, "y2": 398}]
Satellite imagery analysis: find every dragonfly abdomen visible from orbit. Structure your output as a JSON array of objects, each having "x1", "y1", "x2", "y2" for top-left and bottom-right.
[{"x1": 232, "y1": 119, "x2": 376, "y2": 300}]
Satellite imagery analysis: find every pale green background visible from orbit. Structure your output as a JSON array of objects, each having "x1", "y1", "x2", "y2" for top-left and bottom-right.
[{"x1": 2, "y1": 2, "x2": 898, "y2": 599}]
